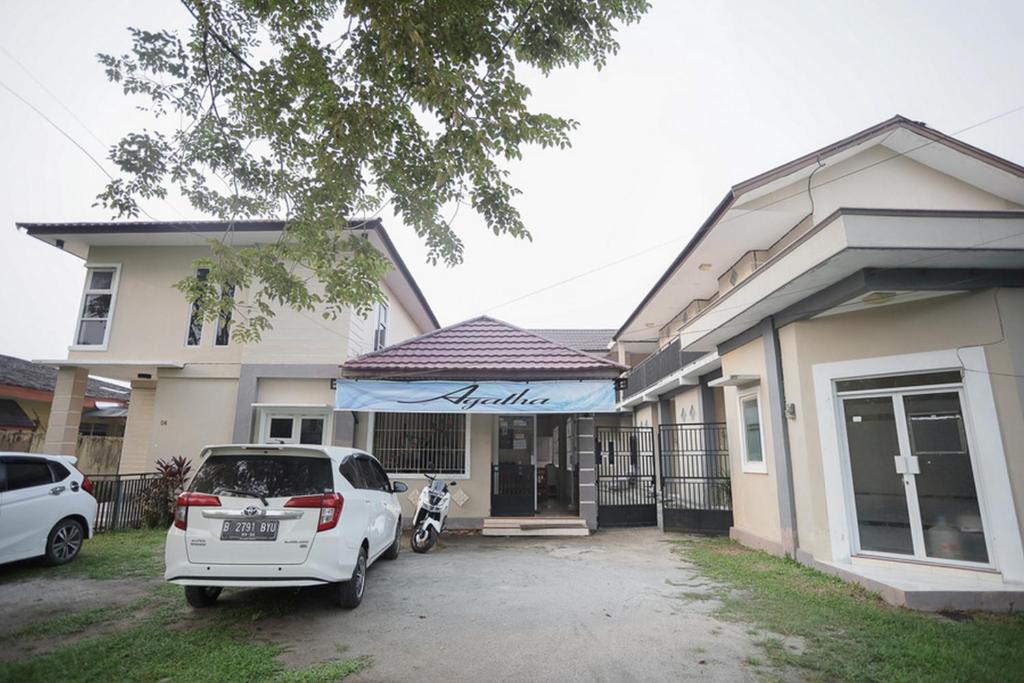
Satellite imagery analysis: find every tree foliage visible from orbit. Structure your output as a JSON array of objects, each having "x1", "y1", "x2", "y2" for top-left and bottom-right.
[{"x1": 98, "y1": 0, "x2": 649, "y2": 340}]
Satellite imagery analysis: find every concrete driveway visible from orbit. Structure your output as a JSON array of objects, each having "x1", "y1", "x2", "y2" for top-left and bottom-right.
[{"x1": 251, "y1": 528, "x2": 768, "y2": 682}]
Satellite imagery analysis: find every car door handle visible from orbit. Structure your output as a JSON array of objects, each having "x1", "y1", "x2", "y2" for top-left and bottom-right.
[{"x1": 50, "y1": 486, "x2": 66, "y2": 496}]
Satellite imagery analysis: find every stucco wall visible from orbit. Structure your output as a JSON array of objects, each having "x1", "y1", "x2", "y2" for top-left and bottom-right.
[
  {"x1": 354, "y1": 413, "x2": 496, "y2": 527},
  {"x1": 148, "y1": 377, "x2": 238, "y2": 466},
  {"x1": 719, "y1": 336, "x2": 783, "y2": 549},
  {"x1": 778, "y1": 289, "x2": 1024, "y2": 564},
  {"x1": 670, "y1": 386, "x2": 703, "y2": 423},
  {"x1": 256, "y1": 378, "x2": 335, "y2": 405}
]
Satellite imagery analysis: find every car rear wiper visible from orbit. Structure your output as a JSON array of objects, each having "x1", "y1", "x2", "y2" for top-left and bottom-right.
[{"x1": 213, "y1": 488, "x2": 269, "y2": 506}]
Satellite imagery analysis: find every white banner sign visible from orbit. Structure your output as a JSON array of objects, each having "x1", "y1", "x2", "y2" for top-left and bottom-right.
[{"x1": 335, "y1": 379, "x2": 616, "y2": 413}]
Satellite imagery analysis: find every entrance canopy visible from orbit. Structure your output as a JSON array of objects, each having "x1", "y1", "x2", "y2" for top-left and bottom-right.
[
  {"x1": 335, "y1": 379, "x2": 615, "y2": 413},
  {"x1": 339, "y1": 316, "x2": 626, "y2": 413}
]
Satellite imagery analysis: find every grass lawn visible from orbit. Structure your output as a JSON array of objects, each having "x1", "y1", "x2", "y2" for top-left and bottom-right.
[
  {"x1": 0, "y1": 529, "x2": 367, "y2": 683},
  {"x1": 676, "y1": 537, "x2": 1024, "y2": 683}
]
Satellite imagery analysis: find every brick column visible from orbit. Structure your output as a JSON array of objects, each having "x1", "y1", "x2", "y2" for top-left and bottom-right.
[
  {"x1": 576, "y1": 414, "x2": 598, "y2": 531},
  {"x1": 119, "y1": 380, "x2": 157, "y2": 473},
  {"x1": 42, "y1": 366, "x2": 89, "y2": 455}
]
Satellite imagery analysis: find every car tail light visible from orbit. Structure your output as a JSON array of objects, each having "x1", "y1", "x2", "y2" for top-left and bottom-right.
[
  {"x1": 285, "y1": 493, "x2": 344, "y2": 532},
  {"x1": 173, "y1": 492, "x2": 221, "y2": 530},
  {"x1": 81, "y1": 475, "x2": 94, "y2": 495}
]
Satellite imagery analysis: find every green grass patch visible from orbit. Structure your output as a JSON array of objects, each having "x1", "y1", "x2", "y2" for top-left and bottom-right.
[
  {"x1": 0, "y1": 529, "x2": 368, "y2": 682},
  {"x1": 0, "y1": 601, "x2": 368, "y2": 683},
  {"x1": 0, "y1": 528, "x2": 166, "y2": 584},
  {"x1": 676, "y1": 537, "x2": 1024, "y2": 683}
]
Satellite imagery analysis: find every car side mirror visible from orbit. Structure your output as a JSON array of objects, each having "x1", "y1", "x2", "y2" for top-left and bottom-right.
[{"x1": 391, "y1": 481, "x2": 408, "y2": 493}]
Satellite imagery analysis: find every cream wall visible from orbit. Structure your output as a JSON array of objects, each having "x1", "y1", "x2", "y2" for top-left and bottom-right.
[
  {"x1": 720, "y1": 336, "x2": 783, "y2": 549},
  {"x1": 778, "y1": 289, "x2": 1024, "y2": 563},
  {"x1": 354, "y1": 413, "x2": 495, "y2": 527},
  {"x1": 670, "y1": 386, "x2": 703, "y2": 423},
  {"x1": 256, "y1": 378, "x2": 335, "y2": 405}
]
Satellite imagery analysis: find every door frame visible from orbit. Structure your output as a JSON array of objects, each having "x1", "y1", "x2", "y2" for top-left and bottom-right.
[
  {"x1": 813, "y1": 346, "x2": 1024, "y2": 582},
  {"x1": 836, "y1": 386, "x2": 994, "y2": 569}
]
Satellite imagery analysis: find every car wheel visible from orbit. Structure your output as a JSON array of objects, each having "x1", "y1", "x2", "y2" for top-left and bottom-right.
[
  {"x1": 382, "y1": 520, "x2": 401, "y2": 560},
  {"x1": 45, "y1": 518, "x2": 84, "y2": 566},
  {"x1": 184, "y1": 586, "x2": 223, "y2": 608},
  {"x1": 336, "y1": 547, "x2": 367, "y2": 609},
  {"x1": 410, "y1": 524, "x2": 437, "y2": 554}
]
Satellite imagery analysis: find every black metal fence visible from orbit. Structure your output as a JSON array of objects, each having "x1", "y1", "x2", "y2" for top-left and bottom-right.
[
  {"x1": 595, "y1": 426, "x2": 657, "y2": 526},
  {"x1": 88, "y1": 472, "x2": 160, "y2": 533},
  {"x1": 659, "y1": 423, "x2": 732, "y2": 534},
  {"x1": 491, "y1": 463, "x2": 534, "y2": 516}
]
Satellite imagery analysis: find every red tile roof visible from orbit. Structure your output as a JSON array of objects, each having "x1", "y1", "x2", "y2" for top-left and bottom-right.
[{"x1": 342, "y1": 316, "x2": 626, "y2": 379}]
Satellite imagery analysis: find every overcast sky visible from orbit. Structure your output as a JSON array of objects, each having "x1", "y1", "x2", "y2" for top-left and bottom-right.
[{"x1": 2, "y1": 1, "x2": 1023, "y2": 361}]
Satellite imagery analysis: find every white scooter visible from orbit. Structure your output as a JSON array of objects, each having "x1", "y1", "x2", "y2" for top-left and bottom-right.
[{"x1": 411, "y1": 473, "x2": 455, "y2": 553}]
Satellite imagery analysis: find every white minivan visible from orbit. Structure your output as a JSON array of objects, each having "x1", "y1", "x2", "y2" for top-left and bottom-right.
[{"x1": 165, "y1": 445, "x2": 406, "y2": 608}]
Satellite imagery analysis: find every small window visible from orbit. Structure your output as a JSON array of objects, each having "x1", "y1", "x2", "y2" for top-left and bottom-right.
[
  {"x1": 299, "y1": 418, "x2": 324, "y2": 445},
  {"x1": 75, "y1": 266, "x2": 119, "y2": 346},
  {"x1": 373, "y1": 302, "x2": 389, "y2": 351},
  {"x1": 339, "y1": 458, "x2": 366, "y2": 489},
  {"x1": 835, "y1": 371, "x2": 962, "y2": 394},
  {"x1": 355, "y1": 457, "x2": 389, "y2": 492},
  {"x1": 739, "y1": 392, "x2": 766, "y2": 472},
  {"x1": 268, "y1": 418, "x2": 293, "y2": 441},
  {"x1": 4, "y1": 459, "x2": 54, "y2": 491},
  {"x1": 185, "y1": 268, "x2": 210, "y2": 346},
  {"x1": 48, "y1": 461, "x2": 71, "y2": 481},
  {"x1": 215, "y1": 284, "x2": 235, "y2": 346}
]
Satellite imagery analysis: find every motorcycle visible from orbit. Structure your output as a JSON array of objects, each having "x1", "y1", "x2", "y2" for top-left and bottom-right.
[{"x1": 411, "y1": 473, "x2": 455, "y2": 553}]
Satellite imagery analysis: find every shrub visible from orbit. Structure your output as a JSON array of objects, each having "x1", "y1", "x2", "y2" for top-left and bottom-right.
[{"x1": 141, "y1": 456, "x2": 192, "y2": 528}]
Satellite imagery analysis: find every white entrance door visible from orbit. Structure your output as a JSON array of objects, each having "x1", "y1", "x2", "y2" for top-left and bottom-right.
[
  {"x1": 260, "y1": 412, "x2": 328, "y2": 445},
  {"x1": 840, "y1": 385, "x2": 990, "y2": 565}
]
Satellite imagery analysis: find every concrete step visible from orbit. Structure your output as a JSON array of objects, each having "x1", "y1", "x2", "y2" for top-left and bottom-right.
[{"x1": 482, "y1": 516, "x2": 590, "y2": 536}]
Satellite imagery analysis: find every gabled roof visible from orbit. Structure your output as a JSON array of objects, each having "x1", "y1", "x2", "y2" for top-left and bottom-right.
[
  {"x1": 0, "y1": 354, "x2": 129, "y2": 401},
  {"x1": 615, "y1": 115, "x2": 1024, "y2": 341},
  {"x1": 527, "y1": 329, "x2": 615, "y2": 353},
  {"x1": 18, "y1": 218, "x2": 440, "y2": 332},
  {"x1": 342, "y1": 316, "x2": 626, "y2": 379}
]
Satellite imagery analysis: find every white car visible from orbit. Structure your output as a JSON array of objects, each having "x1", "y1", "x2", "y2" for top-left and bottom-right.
[
  {"x1": 165, "y1": 445, "x2": 406, "y2": 609},
  {"x1": 0, "y1": 453, "x2": 97, "y2": 566}
]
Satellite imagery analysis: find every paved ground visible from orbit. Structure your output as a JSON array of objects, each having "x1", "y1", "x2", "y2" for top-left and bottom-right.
[{"x1": 247, "y1": 529, "x2": 769, "y2": 682}]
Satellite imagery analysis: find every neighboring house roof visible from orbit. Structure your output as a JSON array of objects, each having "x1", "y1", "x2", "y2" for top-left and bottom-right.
[
  {"x1": 342, "y1": 316, "x2": 626, "y2": 379},
  {"x1": 0, "y1": 354, "x2": 129, "y2": 402},
  {"x1": 527, "y1": 329, "x2": 615, "y2": 353},
  {"x1": 614, "y1": 114, "x2": 1024, "y2": 341},
  {"x1": 0, "y1": 398, "x2": 35, "y2": 428},
  {"x1": 18, "y1": 218, "x2": 441, "y2": 332}
]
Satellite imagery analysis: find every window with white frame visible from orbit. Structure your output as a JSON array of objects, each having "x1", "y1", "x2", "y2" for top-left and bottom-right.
[
  {"x1": 75, "y1": 266, "x2": 120, "y2": 347},
  {"x1": 185, "y1": 268, "x2": 209, "y2": 346},
  {"x1": 371, "y1": 412, "x2": 467, "y2": 475},
  {"x1": 373, "y1": 301, "x2": 389, "y2": 350},
  {"x1": 738, "y1": 389, "x2": 766, "y2": 472},
  {"x1": 258, "y1": 409, "x2": 329, "y2": 445}
]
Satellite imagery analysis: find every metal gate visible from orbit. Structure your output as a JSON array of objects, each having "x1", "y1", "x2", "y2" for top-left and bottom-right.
[
  {"x1": 659, "y1": 423, "x2": 733, "y2": 534},
  {"x1": 595, "y1": 427, "x2": 657, "y2": 527},
  {"x1": 491, "y1": 463, "x2": 535, "y2": 516}
]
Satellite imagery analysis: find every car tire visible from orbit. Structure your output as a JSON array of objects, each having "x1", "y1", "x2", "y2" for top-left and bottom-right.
[
  {"x1": 336, "y1": 547, "x2": 367, "y2": 609},
  {"x1": 184, "y1": 586, "x2": 223, "y2": 608},
  {"x1": 44, "y1": 517, "x2": 85, "y2": 566},
  {"x1": 411, "y1": 524, "x2": 437, "y2": 554},
  {"x1": 382, "y1": 520, "x2": 401, "y2": 560}
]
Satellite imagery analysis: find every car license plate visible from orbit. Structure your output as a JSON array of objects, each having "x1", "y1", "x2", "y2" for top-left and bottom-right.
[{"x1": 220, "y1": 520, "x2": 279, "y2": 541}]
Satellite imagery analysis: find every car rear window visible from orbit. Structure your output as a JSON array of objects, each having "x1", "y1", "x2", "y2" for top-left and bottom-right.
[{"x1": 190, "y1": 455, "x2": 333, "y2": 498}]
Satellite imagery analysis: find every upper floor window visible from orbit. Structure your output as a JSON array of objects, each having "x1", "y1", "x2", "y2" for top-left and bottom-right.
[
  {"x1": 373, "y1": 301, "x2": 389, "y2": 351},
  {"x1": 75, "y1": 265, "x2": 120, "y2": 347},
  {"x1": 185, "y1": 268, "x2": 209, "y2": 347},
  {"x1": 215, "y1": 284, "x2": 235, "y2": 346}
]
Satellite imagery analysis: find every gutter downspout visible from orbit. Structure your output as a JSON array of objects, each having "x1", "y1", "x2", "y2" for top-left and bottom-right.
[{"x1": 761, "y1": 317, "x2": 799, "y2": 556}]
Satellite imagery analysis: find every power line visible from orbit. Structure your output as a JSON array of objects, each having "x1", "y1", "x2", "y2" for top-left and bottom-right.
[{"x1": 481, "y1": 104, "x2": 1024, "y2": 316}]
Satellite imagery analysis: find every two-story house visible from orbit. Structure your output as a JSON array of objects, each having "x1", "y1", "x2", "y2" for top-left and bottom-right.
[
  {"x1": 613, "y1": 115, "x2": 1024, "y2": 610},
  {"x1": 21, "y1": 219, "x2": 439, "y2": 473}
]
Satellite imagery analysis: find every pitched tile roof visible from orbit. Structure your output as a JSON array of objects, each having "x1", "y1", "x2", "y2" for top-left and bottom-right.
[
  {"x1": 342, "y1": 316, "x2": 626, "y2": 379},
  {"x1": 527, "y1": 329, "x2": 615, "y2": 353},
  {"x1": 0, "y1": 354, "x2": 130, "y2": 402}
]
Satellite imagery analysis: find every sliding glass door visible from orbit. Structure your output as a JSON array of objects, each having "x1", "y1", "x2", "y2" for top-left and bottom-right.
[{"x1": 840, "y1": 381, "x2": 989, "y2": 565}]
